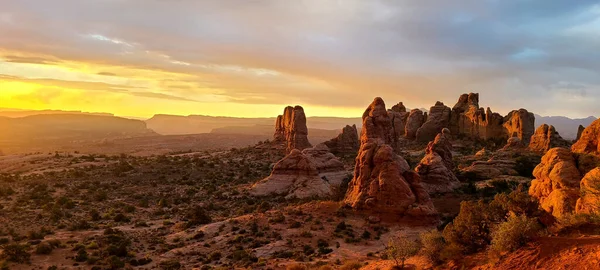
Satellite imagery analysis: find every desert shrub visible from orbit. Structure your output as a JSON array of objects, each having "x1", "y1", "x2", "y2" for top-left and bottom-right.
[
  {"x1": 419, "y1": 230, "x2": 445, "y2": 265},
  {"x1": 35, "y1": 242, "x2": 54, "y2": 255},
  {"x1": 159, "y1": 259, "x2": 182, "y2": 270},
  {"x1": 75, "y1": 249, "x2": 88, "y2": 262},
  {"x1": 107, "y1": 255, "x2": 125, "y2": 269},
  {"x1": 184, "y1": 207, "x2": 212, "y2": 227},
  {"x1": 493, "y1": 187, "x2": 542, "y2": 218},
  {"x1": 386, "y1": 236, "x2": 420, "y2": 269},
  {"x1": 2, "y1": 243, "x2": 31, "y2": 263},
  {"x1": 286, "y1": 263, "x2": 307, "y2": 270},
  {"x1": 339, "y1": 260, "x2": 362, "y2": 270},
  {"x1": 443, "y1": 200, "x2": 504, "y2": 255},
  {"x1": 490, "y1": 215, "x2": 541, "y2": 253},
  {"x1": 514, "y1": 155, "x2": 540, "y2": 178},
  {"x1": 556, "y1": 213, "x2": 600, "y2": 233}
]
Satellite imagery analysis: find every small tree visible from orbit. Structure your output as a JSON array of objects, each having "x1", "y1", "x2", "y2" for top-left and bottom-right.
[
  {"x1": 419, "y1": 230, "x2": 445, "y2": 265},
  {"x1": 387, "y1": 236, "x2": 420, "y2": 269}
]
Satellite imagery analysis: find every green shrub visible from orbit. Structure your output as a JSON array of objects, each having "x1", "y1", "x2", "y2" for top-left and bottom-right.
[
  {"x1": 2, "y1": 243, "x2": 31, "y2": 263},
  {"x1": 442, "y1": 200, "x2": 504, "y2": 255},
  {"x1": 159, "y1": 259, "x2": 182, "y2": 270},
  {"x1": 35, "y1": 242, "x2": 54, "y2": 255},
  {"x1": 490, "y1": 215, "x2": 541, "y2": 253},
  {"x1": 514, "y1": 155, "x2": 540, "y2": 178},
  {"x1": 186, "y1": 207, "x2": 212, "y2": 227},
  {"x1": 339, "y1": 260, "x2": 362, "y2": 270}
]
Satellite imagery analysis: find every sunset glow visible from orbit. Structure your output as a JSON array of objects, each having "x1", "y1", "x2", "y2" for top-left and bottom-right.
[{"x1": 1, "y1": 1, "x2": 599, "y2": 118}]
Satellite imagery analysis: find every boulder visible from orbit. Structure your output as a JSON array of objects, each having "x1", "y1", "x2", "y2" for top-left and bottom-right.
[
  {"x1": 503, "y1": 109, "x2": 536, "y2": 144},
  {"x1": 528, "y1": 148, "x2": 582, "y2": 218},
  {"x1": 405, "y1": 109, "x2": 425, "y2": 140},
  {"x1": 273, "y1": 105, "x2": 312, "y2": 153},
  {"x1": 322, "y1": 125, "x2": 360, "y2": 155},
  {"x1": 252, "y1": 145, "x2": 348, "y2": 199},
  {"x1": 576, "y1": 168, "x2": 600, "y2": 215},
  {"x1": 301, "y1": 144, "x2": 348, "y2": 186},
  {"x1": 251, "y1": 149, "x2": 330, "y2": 199},
  {"x1": 344, "y1": 98, "x2": 436, "y2": 216},
  {"x1": 528, "y1": 124, "x2": 570, "y2": 154},
  {"x1": 572, "y1": 118, "x2": 600, "y2": 155},
  {"x1": 416, "y1": 102, "x2": 451, "y2": 143},
  {"x1": 415, "y1": 129, "x2": 460, "y2": 193}
]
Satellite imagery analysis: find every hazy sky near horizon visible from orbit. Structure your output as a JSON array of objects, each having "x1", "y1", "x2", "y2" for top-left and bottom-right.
[{"x1": 1, "y1": 0, "x2": 599, "y2": 118}]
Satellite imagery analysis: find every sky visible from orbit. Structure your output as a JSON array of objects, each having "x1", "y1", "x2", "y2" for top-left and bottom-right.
[{"x1": 0, "y1": 0, "x2": 599, "y2": 119}]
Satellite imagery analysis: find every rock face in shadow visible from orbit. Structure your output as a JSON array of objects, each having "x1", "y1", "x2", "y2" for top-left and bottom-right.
[
  {"x1": 528, "y1": 124, "x2": 570, "y2": 154},
  {"x1": 273, "y1": 106, "x2": 312, "y2": 153},
  {"x1": 344, "y1": 98, "x2": 436, "y2": 217},
  {"x1": 415, "y1": 128, "x2": 460, "y2": 193},
  {"x1": 416, "y1": 102, "x2": 452, "y2": 143},
  {"x1": 323, "y1": 125, "x2": 359, "y2": 155},
  {"x1": 576, "y1": 125, "x2": 585, "y2": 142},
  {"x1": 405, "y1": 109, "x2": 425, "y2": 140},
  {"x1": 388, "y1": 102, "x2": 410, "y2": 139},
  {"x1": 529, "y1": 148, "x2": 582, "y2": 218},
  {"x1": 251, "y1": 144, "x2": 347, "y2": 199},
  {"x1": 576, "y1": 168, "x2": 600, "y2": 215},
  {"x1": 572, "y1": 118, "x2": 600, "y2": 155}
]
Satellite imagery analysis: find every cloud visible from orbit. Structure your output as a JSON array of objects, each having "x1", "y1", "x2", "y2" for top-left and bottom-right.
[
  {"x1": 2, "y1": 55, "x2": 59, "y2": 65},
  {"x1": 0, "y1": 0, "x2": 599, "y2": 117},
  {"x1": 0, "y1": 74, "x2": 197, "y2": 103}
]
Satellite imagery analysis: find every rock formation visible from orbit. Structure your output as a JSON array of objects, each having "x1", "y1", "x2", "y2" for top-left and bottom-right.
[
  {"x1": 301, "y1": 144, "x2": 348, "y2": 186},
  {"x1": 405, "y1": 109, "x2": 425, "y2": 140},
  {"x1": 450, "y1": 93, "x2": 505, "y2": 141},
  {"x1": 388, "y1": 102, "x2": 410, "y2": 139},
  {"x1": 360, "y1": 97, "x2": 395, "y2": 145},
  {"x1": 462, "y1": 159, "x2": 519, "y2": 180},
  {"x1": 529, "y1": 121, "x2": 600, "y2": 218},
  {"x1": 416, "y1": 102, "x2": 452, "y2": 143},
  {"x1": 576, "y1": 168, "x2": 600, "y2": 215},
  {"x1": 273, "y1": 106, "x2": 312, "y2": 153},
  {"x1": 576, "y1": 125, "x2": 585, "y2": 142},
  {"x1": 503, "y1": 109, "x2": 536, "y2": 144},
  {"x1": 528, "y1": 124, "x2": 569, "y2": 154},
  {"x1": 445, "y1": 93, "x2": 537, "y2": 143},
  {"x1": 252, "y1": 145, "x2": 347, "y2": 199},
  {"x1": 344, "y1": 98, "x2": 435, "y2": 216},
  {"x1": 572, "y1": 118, "x2": 600, "y2": 155},
  {"x1": 415, "y1": 128, "x2": 460, "y2": 193},
  {"x1": 322, "y1": 125, "x2": 359, "y2": 155},
  {"x1": 529, "y1": 148, "x2": 582, "y2": 218}
]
